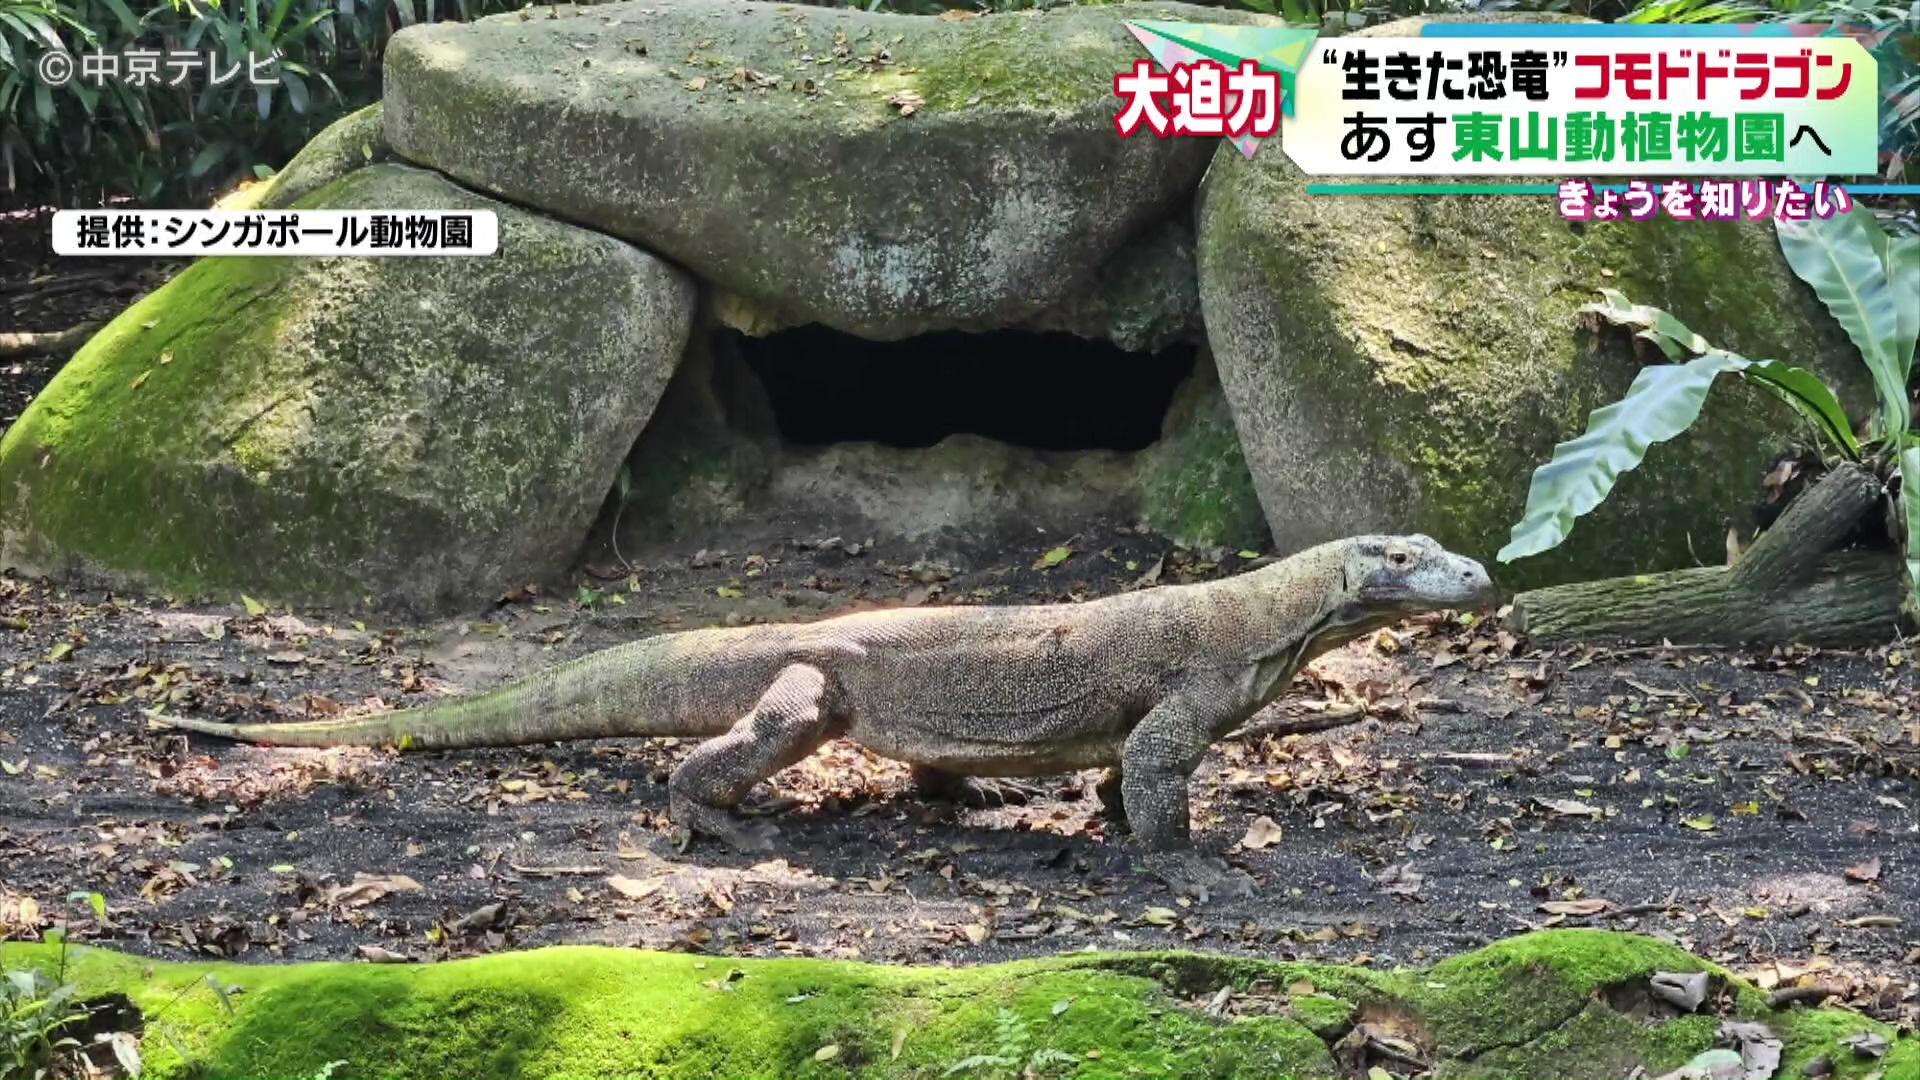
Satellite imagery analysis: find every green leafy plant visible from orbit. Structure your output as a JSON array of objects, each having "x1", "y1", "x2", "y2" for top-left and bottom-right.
[
  {"x1": 0, "y1": 0, "x2": 521, "y2": 208},
  {"x1": 0, "y1": 965, "x2": 89, "y2": 1078},
  {"x1": 944, "y1": 1006, "x2": 1082, "y2": 1079},
  {"x1": 1499, "y1": 206, "x2": 1920, "y2": 611},
  {"x1": 1, "y1": 894, "x2": 128, "y2": 1080}
]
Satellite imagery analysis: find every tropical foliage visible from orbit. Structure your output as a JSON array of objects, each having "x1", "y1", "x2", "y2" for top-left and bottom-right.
[
  {"x1": 0, "y1": 0, "x2": 520, "y2": 208},
  {"x1": 1499, "y1": 206, "x2": 1920, "y2": 613}
]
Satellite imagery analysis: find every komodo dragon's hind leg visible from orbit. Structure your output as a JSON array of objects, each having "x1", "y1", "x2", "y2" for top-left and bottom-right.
[
  {"x1": 669, "y1": 663, "x2": 837, "y2": 854},
  {"x1": 909, "y1": 767, "x2": 1044, "y2": 809}
]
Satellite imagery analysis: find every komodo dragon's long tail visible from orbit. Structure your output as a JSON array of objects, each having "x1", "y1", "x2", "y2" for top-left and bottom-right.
[{"x1": 152, "y1": 622, "x2": 817, "y2": 750}]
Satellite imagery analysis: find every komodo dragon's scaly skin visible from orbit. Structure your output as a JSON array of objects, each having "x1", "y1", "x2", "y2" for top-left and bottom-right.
[{"x1": 155, "y1": 534, "x2": 1494, "y2": 900}]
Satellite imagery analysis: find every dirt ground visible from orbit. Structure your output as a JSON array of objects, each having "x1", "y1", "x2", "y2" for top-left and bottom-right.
[
  {"x1": 0, "y1": 207, "x2": 184, "y2": 430},
  {"x1": 1, "y1": 527, "x2": 1917, "y2": 1029}
]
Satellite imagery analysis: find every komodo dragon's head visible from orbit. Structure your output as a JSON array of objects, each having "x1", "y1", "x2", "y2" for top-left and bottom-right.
[{"x1": 1334, "y1": 534, "x2": 1497, "y2": 620}]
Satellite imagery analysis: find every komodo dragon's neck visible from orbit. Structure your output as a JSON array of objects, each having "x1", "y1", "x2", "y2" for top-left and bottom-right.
[{"x1": 1223, "y1": 550, "x2": 1404, "y2": 712}]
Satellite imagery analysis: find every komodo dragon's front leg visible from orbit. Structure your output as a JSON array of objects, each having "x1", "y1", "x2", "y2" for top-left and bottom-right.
[
  {"x1": 669, "y1": 663, "x2": 840, "y2": 853},
  {"x1": 1122, "y1": 682, "x2": 1256, "y2": 903}
]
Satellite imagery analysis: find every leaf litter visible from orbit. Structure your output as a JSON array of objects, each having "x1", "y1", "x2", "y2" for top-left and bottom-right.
[{"x1": 0, "y1": 525, "x2": 1913, "y2": 1034}]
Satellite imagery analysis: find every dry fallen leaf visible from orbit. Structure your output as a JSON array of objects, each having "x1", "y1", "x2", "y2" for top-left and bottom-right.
[
  {"x1": 327, "y1": 873, "x2": 423, "y2": 909},
  {"x1": 607, "y1": 874, "x2": 662, "y2": 900},
  {"x1": 357, "y1": 944, "x2": 412, "y2": 963},
  {"x1": 1241, "y1": 815, "x2": 1284, "y2": 850},
  {"x1": 1535, "y1": 797, "x2": 1603, "y2": 819},
  {"x1": 1539, "y1": 898, "x2": 1612, "y2": 917},
  {"x1": 887, "y1": 89, "x2": 924, "y2": 115},
  {"x1": 1843, "y1": 857, "x2": 1881, "y2": 883}
]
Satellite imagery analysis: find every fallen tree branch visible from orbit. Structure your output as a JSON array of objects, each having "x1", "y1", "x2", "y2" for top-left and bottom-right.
[
  {"x1": 1509, "y1": 463, "x2": 1909, "y2": 648},
  {"x1": 0, "y1": 321, "x2": 98, "y2": 360}
]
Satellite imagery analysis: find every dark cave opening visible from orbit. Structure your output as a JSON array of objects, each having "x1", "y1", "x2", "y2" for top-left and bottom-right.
[{"x1": 730, "y1": 325, "x2": 1199, "y2": 453}]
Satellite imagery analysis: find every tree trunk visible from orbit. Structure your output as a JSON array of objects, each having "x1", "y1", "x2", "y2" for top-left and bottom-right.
[{"x1": 1508, "y1": 462, "x2": 1910, "y2": 648}]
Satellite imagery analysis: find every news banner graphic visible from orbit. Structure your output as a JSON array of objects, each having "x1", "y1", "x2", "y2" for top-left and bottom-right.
[
  {"x1": 1115, "y1": 21, "x2": 1912, "y2": 220},
  {"x1": 50, "y1": 209, "x2": 499, "y2": 257},
  {"x1": 1285, "y1": 34, "x2": 1879, "y2": 176},
  {"x1": 1118, "y1": 21, "x2": 1320, "y2": 158}
]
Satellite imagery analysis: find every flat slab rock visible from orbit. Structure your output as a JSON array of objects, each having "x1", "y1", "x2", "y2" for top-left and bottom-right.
[{"x1": 382, "y1": 0, "x2": 1270, "y2": 340}]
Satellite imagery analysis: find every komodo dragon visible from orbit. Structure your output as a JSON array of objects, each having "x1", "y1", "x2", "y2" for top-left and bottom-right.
[{"x1": 155, "y1": 534, "x2": 1494, "y2": 900}]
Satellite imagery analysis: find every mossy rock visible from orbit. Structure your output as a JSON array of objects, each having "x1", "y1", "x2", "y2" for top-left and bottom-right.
[
  {"x1": 1138, "y1": 347, "x2": 1268, "y2": 551},
  {"x1": 7, "y1": 929, "x2": 1913, "y2": 1078},
  {"x1": 382, "y1": 0, "x2": 1274, "y2": 340},
  {"x1": 260, "y1": 103, "x2": 394, "y2": 212},
  {"x1": 0, "y1": 163, "x2": 695, "y2": 614},
  {"x1": 1019, "y1": 218, "x2": 1204, "y2": 355},
  {"x1": 212, "y1": 105, "x2": 391, "y2": 213},
  {"x1": 1196, "y1": 20, "x2": 1867, "y2": 588}
]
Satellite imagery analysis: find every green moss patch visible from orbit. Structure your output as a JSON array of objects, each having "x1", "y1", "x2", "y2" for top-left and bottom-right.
[
  {"x1": 1139, "y1": 351, "x2": 1268, "y2": 551},
  {"x1": 7, "y1": 930, "x2": 1908, "y2": 1079}
]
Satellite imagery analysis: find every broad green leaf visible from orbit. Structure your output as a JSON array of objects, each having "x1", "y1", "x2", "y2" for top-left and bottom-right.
[
  {"x1": 98, "y1": 0, "x2": 141, "y2": 36},
  {"x1": 1499, "y1": 351, "x2": 1747, "y2": 563},
  {"x1": 1740, "y1": 358, "x2": 1860, "y2": 458},
  {"x1": 281, "y1": 66, "x2": 307, "y2": 113},
  {"x1": 1903, "y1": 445, "x2": 1920, "y2": 620},
  {"x1": 1582, "y1": 287, "x2": 1712, "y2": 360},
  {"x1": 0, "y1": 10, "x2": 62, "y2": 51},
  {"x1": 1885, "y1": 230, "x2": 1919, "y2": 383},
  {"x1": 187, "y1": 138, "x2": 229, "y2": 177},
  {"x1": 1033, "y1": 545, "x2": 1073, "y2": 570},
  {"x1": 1588, "y1": 303, "x2": 1858, "y2": 447},
  {"x1": 1776, "y1": 210, "x2": 1907, "y2": 440}
]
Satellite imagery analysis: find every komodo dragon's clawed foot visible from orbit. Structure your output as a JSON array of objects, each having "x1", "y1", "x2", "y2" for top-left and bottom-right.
[
  {"x1": 1143, "y1": 851, "x2": 1257, "y2": 903},
  {"x1": 1094, "y1": 768, "x2": 1127, "y2": 827},
  {"x1": 665, "y1": 662, "x2": 830, "y2": 855},
  {"x1": 669, "y1": 795, "x2": 782, "y2": 854},
  {"x1": 910, "y1": 767, "x2": 1042, "y2": 809}
]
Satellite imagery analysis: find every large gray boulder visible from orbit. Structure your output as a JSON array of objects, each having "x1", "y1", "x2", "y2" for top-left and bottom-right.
[
  {"x1": 0, "y1": 164, "x2": 695, "y2": 613},
  {"x1": 1196, "y1": 21, "x2": 1867, "y2": 587},
  {"x1": 381, "y1": 0, "x2": 1272, "y2": 340}
]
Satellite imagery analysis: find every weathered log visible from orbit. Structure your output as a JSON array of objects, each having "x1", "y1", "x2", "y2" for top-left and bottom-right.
[
  {"x1": 1509, "y1": 462, "x2": 1910, "y2": 648},
  {"x1": 0, "y1": 322, "x2": 98, "y2": 360}
]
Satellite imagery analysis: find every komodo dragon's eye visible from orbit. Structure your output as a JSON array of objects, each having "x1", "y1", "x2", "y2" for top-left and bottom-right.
[{"x1": 1387, "y1": 549, "x2": 1413, "y2": 567}]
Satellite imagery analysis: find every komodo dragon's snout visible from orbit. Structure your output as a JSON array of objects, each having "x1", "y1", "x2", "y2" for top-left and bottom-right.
[{"x1": 1342, "y1": 533, "x2": 1497, "y2": 613}]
